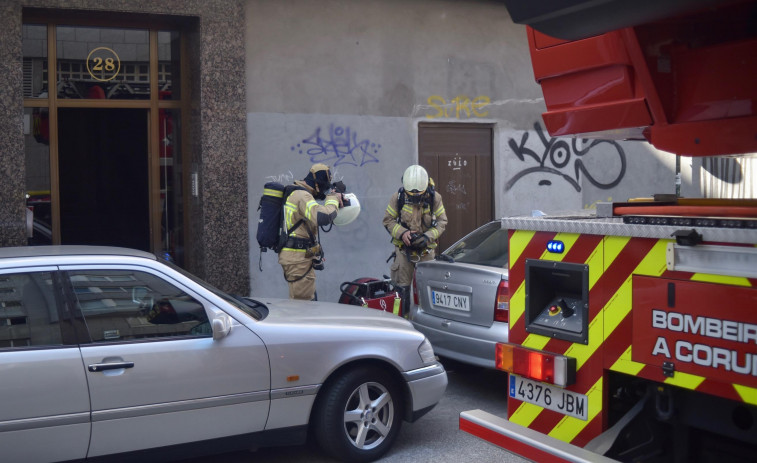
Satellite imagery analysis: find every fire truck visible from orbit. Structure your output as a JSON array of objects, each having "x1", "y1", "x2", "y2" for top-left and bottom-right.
[{"x1": 460, "y1": 1, "x2": 757, "y2": 462}]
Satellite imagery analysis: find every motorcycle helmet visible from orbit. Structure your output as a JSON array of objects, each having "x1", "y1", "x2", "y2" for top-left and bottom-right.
[{"x1": 333, "y1": 193, "x2": 361, "y2": 226}]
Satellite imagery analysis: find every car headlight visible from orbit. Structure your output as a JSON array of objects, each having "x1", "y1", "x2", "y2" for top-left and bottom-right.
[{"x1": 418, "y1": 338, "x2": 437, "y2": 365}]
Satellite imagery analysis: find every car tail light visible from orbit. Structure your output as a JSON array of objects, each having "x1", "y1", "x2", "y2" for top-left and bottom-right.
[
  {"x1": 412, "y1": 270, "x2": 419, "y2": 305},
  {"x1": 496, "y1": 343, "x2": 576, "y2": 387},
  {"x1": 494, "y1": 280, "x2": 509, "y2": 322}
]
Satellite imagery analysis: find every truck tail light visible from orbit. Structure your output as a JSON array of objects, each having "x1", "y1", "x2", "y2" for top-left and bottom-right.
[
  {"x1": 495, "y1": 343, "x2": 575, "y2": 387},
  {"x1": 412, "y1": 270, "x2": 419, "y2": 305},
  {"x1": 494, "y1": 280, "x2": 509, "y2": 322}
]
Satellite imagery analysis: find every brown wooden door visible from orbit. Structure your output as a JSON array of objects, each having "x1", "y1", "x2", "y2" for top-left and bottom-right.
[{"x1": 419, "y1": 124, "x2": 493, "y2": 252}]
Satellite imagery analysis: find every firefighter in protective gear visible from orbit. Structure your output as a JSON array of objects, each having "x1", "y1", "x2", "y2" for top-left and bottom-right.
[
  {"x1": 382, "y1": 164, "x2": 448, "y2": 311},
  {"x1": 279, "y1": 163, "x2": 343, "y2": 300}
]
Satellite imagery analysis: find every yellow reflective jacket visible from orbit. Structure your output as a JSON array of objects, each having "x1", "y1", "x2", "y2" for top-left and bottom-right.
[
  {"x1": 278, "y1": 181, "x2": 340, "y2": 265},
  {"x1": 382, "y1": 190, "x2": 447, "y2": 249}
]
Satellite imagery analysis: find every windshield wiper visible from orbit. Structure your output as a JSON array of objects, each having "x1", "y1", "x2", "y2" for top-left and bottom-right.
[
  {"x1": 230, "y1": 294, "x2": 268, "y2": 319},
  {"x1": 436, "y1": 254, "x2": 455, "y2": 263}
]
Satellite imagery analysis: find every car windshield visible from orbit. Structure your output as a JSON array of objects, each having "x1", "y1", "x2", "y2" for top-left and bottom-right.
[
  {"x1": 162, "y1": 259, "x2": 269, "y2": 320},
  {"x1": 442, "y1": 221, "x2": 508, "y2": 267}
]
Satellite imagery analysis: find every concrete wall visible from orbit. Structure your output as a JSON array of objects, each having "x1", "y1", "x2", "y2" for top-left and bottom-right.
[{"x1": 244, "y1": 0, "x2": 709, "y2": 303}]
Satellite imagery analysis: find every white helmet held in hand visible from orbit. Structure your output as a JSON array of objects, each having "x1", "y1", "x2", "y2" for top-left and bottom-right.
[
  {"x1": 333, "y1": 193, "x2": 360, "y2": 226},
  {"x1": 402, "y1": 165, "x2": 429, "y2": 194}
]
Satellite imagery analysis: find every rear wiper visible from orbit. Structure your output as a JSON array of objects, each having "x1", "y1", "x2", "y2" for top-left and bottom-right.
[{"x1": 436, "y1": 254, "x2": 455, "y2": 263}]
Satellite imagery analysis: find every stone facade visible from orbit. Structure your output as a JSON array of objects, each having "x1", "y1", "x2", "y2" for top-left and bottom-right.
[{"x1": 1, "y1": 0, "x2": 249, "y2": 294}]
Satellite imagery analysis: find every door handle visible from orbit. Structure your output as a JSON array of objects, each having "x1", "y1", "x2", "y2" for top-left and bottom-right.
[
  {"x1": 88, "y1": 362, "x2": 135, "y2": 372},
  {"x1": 441, "y1": 320, "x2": 451, "y2": 328}
]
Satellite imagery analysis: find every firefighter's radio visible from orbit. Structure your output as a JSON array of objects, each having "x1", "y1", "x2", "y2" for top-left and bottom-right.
[{"x1": 524, "y1": 259, "x2": 589, "y2": 344}]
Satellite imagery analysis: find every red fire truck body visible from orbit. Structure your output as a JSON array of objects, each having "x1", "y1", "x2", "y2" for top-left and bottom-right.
[{"x1": 460, "y1": 1, "x2": 757, "y2": 461}]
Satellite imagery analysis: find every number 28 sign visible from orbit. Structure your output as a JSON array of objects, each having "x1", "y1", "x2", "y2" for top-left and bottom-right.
[{"x1": 86, "y1": 47, "x2": 121, "y2": 82}]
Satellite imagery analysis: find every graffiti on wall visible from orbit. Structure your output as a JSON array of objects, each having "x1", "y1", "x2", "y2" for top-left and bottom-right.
[
  {"x1": 291, "y1": 124, "x2": 381, "y2": 167},
  {"x1": 264, "y1": 167, "x2": 344, "y2": 185},
  {"x1": 425, "y1": 95, "x2": 491, "y2": 119},
  {"x1": 264, "y1": 170, "x2": 295, "y2": 183},
  {"x1": 505, "y1": 122, "x2": 627, "y2": 192},
  {"x1": 446, "y1": 180, "x2": 469, "y2": 210}
]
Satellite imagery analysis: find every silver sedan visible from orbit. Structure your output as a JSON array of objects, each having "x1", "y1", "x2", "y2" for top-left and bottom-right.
[
  {"x1": 409, "y1": 220, "x2": 509, "y2": 369},
  {"x1": 0, "y1": 246, "x2": 446, "y2": 463}
]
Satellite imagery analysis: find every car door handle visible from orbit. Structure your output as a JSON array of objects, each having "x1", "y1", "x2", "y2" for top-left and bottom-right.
[
  {"x1": 441, "y1": 320, "x2": 451, "y2": 328},
  {"x1": 88, "y1": 362, "x2": 135, "y2": 372}
]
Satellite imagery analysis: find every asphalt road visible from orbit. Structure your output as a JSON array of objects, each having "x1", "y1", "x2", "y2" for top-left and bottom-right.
[{"x1": 180, "y1": 358, "x2": 528, "y2": 463}]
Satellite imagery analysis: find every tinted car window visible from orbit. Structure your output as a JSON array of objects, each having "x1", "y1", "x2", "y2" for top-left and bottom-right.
[
  {"x1": 442, "y1": 222, "x2": 509, "y2": 267},
  {"x1": 0, "y1": 272, "x2": 63, "y2": 348},
  {"x1": 67, "y1": 270, "x2": 209, "y2": 342}
]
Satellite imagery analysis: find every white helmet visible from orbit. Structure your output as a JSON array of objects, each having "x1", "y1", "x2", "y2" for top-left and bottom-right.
[
  {"x1": 402, "y1": 165, "x2": 429, "y2": 194},
  {"x1": 333, "y1": 193, "x2": 361, "y2": 226}
]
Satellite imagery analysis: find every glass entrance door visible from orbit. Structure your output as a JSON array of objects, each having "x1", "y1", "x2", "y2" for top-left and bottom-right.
[
  {"x1": 22, "y1": 17, "x2": 187, "y2": 265},
  {"x1": 58, "y1": 108, "x2": 149, "y2": 251}
]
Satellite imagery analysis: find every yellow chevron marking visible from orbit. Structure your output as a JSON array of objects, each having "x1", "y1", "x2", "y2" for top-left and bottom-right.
[
  {"x1": 602, "y1": 275, "x2": 632, "y2": 337},
  {"x1": 664, "y1": 371, "x2": 705, "y2": 390},
  {"x1": 508, "y1": 230, "x2": 533, "y2": 330},
  {"x1": 690, "y1": 274, "x2": 752, "y2": 287},
  {"x1": 549, "y1": 377, "x2": 603, "y2": 442},
  {"x1": 510, "y1": 281, "x2": 526, "y2": 328},
  {"x1": 610, "y1": 346, "x2": 645, "y2": 376},
  {"x1": 510, "y1": 401, "x2": 545, "y2": 428},
  {"x1": 522, "y1": 333, "x2": 550, "y2": 351},
  {"x1": 510, "y1": 230, "x2": 535, "y2": 268},
  {"x1": 634, "y1": 239, "x2": 670, "y2": 277},
  {"x1": 604, "y1": 240, "x2": 669, "y2": 340},
  {"x1": 560, "y1": 238, "x2": 605, "y2": 370},
  {"x1": 734, "y1": 384, "x2": 757, "y2": 406},
  {"x1": 586, "y1": 244, "x2": 603, "y2": 290},
  {"x1": 603, "y1": 236, "x2": 630, "y2": 271},
  {"x1": 565, "y1": 316, "x2": 603, "y2": 370}
]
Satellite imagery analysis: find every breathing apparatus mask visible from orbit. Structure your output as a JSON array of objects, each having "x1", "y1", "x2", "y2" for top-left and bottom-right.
[{"x1": 305, "y1": 163, "x2": 332, "y2": 200}]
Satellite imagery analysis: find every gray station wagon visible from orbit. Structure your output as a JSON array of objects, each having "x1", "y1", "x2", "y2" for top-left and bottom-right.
[{"x1": 0, "y1": 246, "x2": 446, "y2": 463}]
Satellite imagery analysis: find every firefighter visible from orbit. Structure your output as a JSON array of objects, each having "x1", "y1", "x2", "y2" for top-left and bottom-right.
[
  {"x1": 279, "y1": 163, "x2": 343, "y2": 300},
  {"x1": 383, "y1": 164, "x2": 448, "y2": 311}
]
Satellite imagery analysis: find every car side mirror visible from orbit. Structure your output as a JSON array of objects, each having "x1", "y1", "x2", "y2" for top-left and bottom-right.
[{"x1": 212, "y1": 315, "x2": 232, "y2": 341}]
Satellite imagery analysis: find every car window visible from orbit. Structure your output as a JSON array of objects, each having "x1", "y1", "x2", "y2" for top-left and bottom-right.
[
  {"x1": 0, "y1": 271, "x2": 65, "y2": 348},
  {"x1": 442, "y1": 222, "x2": 509, "y2": 267},
  {"x1": 162, "y1": 259, "x2": 268, "y2": 320},
  {"x1": 66, "y1": 269, "x2": 210, "y2": 343}
]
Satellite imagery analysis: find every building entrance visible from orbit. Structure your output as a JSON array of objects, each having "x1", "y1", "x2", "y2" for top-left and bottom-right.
[
  {"x1": 419, "y1": 123, "x2": 494, "y2": 251},
  {"x1": 22, "y1": 16, "x2": 188, "y2": 264},
  {"x1": 58, "y1": 108, "x2": 149, "y2": 250}
]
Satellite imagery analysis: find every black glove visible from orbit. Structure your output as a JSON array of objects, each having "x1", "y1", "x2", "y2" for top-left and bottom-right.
[
  {"x1": 411, "y1": 233, "x2": 429, "y2": 249},
  {"x1": 332, "y1": 181, "x2": 347, "y2": 193}
]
